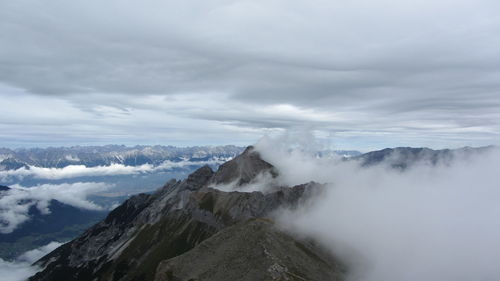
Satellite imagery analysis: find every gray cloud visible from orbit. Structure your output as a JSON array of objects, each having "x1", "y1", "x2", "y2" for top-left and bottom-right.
[
  {"x1": 0, "y1": 182, "x2": 110, "y2": 233},
  {"x1": 253, "y1": 134, "x2": 500, "y2": 281},
  {"x1": 0, "y1": 241, "x2": 63, "y2": 281},
  {"x1": 0, "y1": 158, "x2": 231, "y2": 181},
  {"x1": 0, "y1": 0, "x2": 499, "y2": 149},
  {"x1": 0, "y1": 258, "x2": 37, "y2": 281}
]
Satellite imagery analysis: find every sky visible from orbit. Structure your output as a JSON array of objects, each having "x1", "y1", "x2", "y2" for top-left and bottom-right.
[{"x1": 1, "y1": 0, "x2": 499, "y2": 151}]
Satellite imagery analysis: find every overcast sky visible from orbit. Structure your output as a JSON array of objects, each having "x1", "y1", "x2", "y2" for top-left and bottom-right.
[{"x1": 1, "y1": 0, "x2": 499, "y2": 150}]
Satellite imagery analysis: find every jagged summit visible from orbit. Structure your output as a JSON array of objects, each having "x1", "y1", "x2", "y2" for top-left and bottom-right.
[{"x1": 210, "y1": 145, "x2": 278, "y2": 186}]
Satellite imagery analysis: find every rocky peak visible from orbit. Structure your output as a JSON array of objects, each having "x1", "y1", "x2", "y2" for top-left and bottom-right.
[
  {"x1": 210, "y1": 146, "x2": 277, "y2": 186},
  {"x1": 182, "y1": 165, "x2": 214, "y2": 191}
]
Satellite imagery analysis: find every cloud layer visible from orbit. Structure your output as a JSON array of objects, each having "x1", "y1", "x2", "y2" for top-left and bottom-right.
[
  {"x1": 0, "y1": 241, "x2": 63, "y2": 281},
  {"x1": 0, "y1": 157, "x2": 230, "y2": 233},
  {"x1": 253, "y1": 135, "x2": 500, "y2": 281},
  {"x1": 0, "y1": 182, "x2": 110, "y2": 233},
  {"x1": 1, "y1": 0, "x2": 499, "y2": 149},
  {"x1": 0, "y1": 158, "x2": 229, "y2": 181}
]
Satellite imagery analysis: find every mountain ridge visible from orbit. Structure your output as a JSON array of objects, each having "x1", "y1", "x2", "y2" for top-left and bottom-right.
[{"x1": 29, "y1": 147, "x2": 335, "y2": 281}]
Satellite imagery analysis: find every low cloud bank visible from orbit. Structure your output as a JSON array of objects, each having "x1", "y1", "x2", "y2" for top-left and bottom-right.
[
  {"x1": 210, "y1": 171, "x2": 277, "y2": 193},
  {"x1": 0, "y1": 241, "x2": 62, "y2": 281},
  {"x1": 0, "y1": 182, "x2": 110, "y2": 233},
  {"x1": 254, "y1": 135, "x2": 500, "y2": 281},
  {"x1": 0, "y1": 158, "x2": 229, "y2": 181}
]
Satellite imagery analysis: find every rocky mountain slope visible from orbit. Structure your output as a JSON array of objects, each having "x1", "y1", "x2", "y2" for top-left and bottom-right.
[
  {"x1": 155, "y1": 219, "x2": 345, "y2": 281},
  {"x1": 29, "y1": 146, "x2": 345, "y2": 281}
]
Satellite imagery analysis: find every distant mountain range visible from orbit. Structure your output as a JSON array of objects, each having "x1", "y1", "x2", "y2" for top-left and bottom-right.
[
  {"x1": 0, "y1": 145, "x2": 363, "y2": 171},
  {"x1": 353, "y1": 145, "x2": 496, "y2": 169},
  {"x1": 1, "y1": 144, "x2": 495, "y2": 172},
  {"x1": 0, "y1": 145, "x2": 245, "y2": 170}
]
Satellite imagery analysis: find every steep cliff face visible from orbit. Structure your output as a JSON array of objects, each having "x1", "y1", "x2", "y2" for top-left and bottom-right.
[{"x1": 29, "y1": 147, "x2": 344, "y2": 281}]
